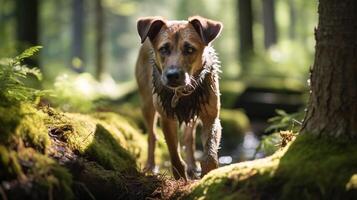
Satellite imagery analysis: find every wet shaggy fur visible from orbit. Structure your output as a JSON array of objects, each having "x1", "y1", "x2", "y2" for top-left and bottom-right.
[{"x1": 151, "y1": 47, "x2": 221, "y2": 124}]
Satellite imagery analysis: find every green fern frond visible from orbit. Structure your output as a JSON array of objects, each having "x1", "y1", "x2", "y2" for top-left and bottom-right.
[
  {"x1": 265, "y1": 109, "x2": 303, "y2": 133},
  {"x1": 0, "y1": 46, "x2": 46, "y2": 106},
  {"x1": 15, "y1": 46, "x2": 42, "y2": 62}
]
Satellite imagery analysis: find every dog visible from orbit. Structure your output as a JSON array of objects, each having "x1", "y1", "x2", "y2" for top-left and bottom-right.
[{"x1": 135, "y1": 16, "x2": 222, "y2": 180}]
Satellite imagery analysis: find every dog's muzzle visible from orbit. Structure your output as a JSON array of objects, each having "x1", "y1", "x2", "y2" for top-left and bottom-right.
[{"x1": 162, "y1": 66, "x2": 187, "y2": 87}]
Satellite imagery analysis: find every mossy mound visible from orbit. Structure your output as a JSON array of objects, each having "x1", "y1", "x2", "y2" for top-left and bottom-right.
[
  {"x1": 116, "y1": 103, "x2": 146, "y2": 131},
  {"x1": 185, "y1": 134, "x2": 357, "y2": 199},
  {"x1": 45, "y1": 109, "x2": 145, "y2": 172},
  {"x1": 0, "y1": 104, "x2": 50, "y2": 152},
  {"x1": 0, "y1": 145, "x2": 74, "y2": 200},
  {"x1": 0, "y1": 103, "x2": 162, "y2": 199},
  {"x1": 220, "y1": 81, "x2": 245, "y2": 108},
  {"x1": 219, "y1": 109, "x2": 250, "y2": 153}
]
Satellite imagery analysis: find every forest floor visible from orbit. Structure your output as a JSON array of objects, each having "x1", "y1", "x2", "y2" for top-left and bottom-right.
[{"x1": 1, "y1": 100, "x2": 357, "y2": 200}]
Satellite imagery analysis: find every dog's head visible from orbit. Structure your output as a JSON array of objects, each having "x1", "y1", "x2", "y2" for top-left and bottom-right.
[{"x1": 137, "y1": 16, "x2": 222, "y2": 89}]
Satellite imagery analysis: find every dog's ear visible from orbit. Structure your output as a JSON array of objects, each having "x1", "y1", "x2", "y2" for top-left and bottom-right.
[
  {"x1": 188, "y1": 16, "x2": 223, "y2": 45},
  {"x1": 137, "y1": 16, "x2": 166, "y2": 43}
]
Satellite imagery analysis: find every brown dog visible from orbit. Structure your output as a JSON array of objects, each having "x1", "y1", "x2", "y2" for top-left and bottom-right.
[{"x1": 135, "y1": 16, "x2": 222, "y2": 180}]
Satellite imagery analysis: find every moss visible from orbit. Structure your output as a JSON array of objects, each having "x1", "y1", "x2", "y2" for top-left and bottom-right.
[
  {"x1": 116, "y1": 103, "x2": 146, "y2": 130},
  {"x1": 45, "y1": 110, "x2": 142, "y2": 172},
  {"x1": 220, "y1": 109, "x2": 250, "y2": 135},
  {"x1": 0, "y1": 145, "x2": 24, "y2": 180},
  {"x1": 94, "y1": 112, "x2": 147, "y2": 161},
  {"x1": 0, "y1": 145, "x2": 74, "y2": 199},
  {"x1": 0, "y1": 103, "x2": 50, "y2": 152},
  {"x1": 186, "y1": 134, "x2": 357, "y2": 199},
  {"x1": 0, "y1": 102, "x2": 166, "y2": 198},
  {"x1": 0, "y1": 105, "x2": 22, "y2": 142},
  {"x1": 74, "y1": 161, "x2": 161, "y2": 199},
  {"x1": 93, "y1": 112, "x2": 170, "y2": 170},
  {"x1": 346, "y1": 174, "x2": 357, "y2": 191},
  {"x1": 18, "y1": 148, "x2": 74, "y2": 199},
  {"x1": 220, "y1": 81, "x2": 246, "y2": 108},
  {"x1": 16, "y1": 104, "x2": 50, "y2": 152},
  {"x1": 219, "y1": 109, "x2": 250, "y2": 152}
]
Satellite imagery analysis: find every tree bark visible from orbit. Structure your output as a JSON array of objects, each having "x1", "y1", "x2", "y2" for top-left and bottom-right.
[
  {"x1": 301, "y1": 0, "x2": 357, "y2": 138},
  {"x1": 71, "y1": 0, "x2": 85, "y2": 73},
  {"x1": 262, "y1": 0, "x2": 277, "y2": 49},
  {"x1": 238, "y1": 0, "x2": 254, "y2": 68},
  {"x1": 15, "y1": 0, "x2": 39, "y2": 67},
  {"x1": 95, "y1": 0, "x2": 105, "y2": 81}
]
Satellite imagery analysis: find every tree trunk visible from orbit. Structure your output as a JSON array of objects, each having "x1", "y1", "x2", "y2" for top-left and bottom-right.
[
  {"x1": 288, "y1": 0, "x2": 296, "y2": 40},
  {"x1": 262, "y1": 0, "x2": 277, "y2": 49},
  {"x1": 71, "y1": 0, "x2": 85, "y2": 73},
  {"x1": 301, "y1": 0, "x2": 357, "y2": 138},
  {"x1": 95, "y1": 0, "x2": 105, "y2": 81},
  {"x1": 238, "y1": 0, "x2": 254, "y2": 69},
  {"x1": 15, "y1": 0, "x2": 39, "y2": 67}
]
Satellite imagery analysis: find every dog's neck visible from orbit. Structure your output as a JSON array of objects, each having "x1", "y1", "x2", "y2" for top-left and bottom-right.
[{"x1": 151, "y1": 47, "x2": 220, "y2": 124}]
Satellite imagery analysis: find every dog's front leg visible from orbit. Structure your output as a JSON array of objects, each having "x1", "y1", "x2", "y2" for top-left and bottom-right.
[
  {"x1": 200, "y1": 117, "x2": 222, "y2": 177},
  {"x1": 183, "y1": 121, "x2": 199, "y2": 178},
  {"x1": 161, "y1": 117, "x2": 188, "y2": 180}
]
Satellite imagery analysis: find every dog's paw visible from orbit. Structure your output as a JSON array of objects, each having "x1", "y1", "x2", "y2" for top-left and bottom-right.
[
  {"x1": 200, "y1": 156, "x2": 218, "y2": 177},
  {"x1": 143, "y1": 163, "x2": 159, "y2": 174},
  {"x1": 187, "y1": 165, "x2": 201, "y2": 180}
]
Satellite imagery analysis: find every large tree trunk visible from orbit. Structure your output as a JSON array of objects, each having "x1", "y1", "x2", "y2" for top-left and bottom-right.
[
  {"x1": 95, "y1": 0, "x2": 105, "y2": 81},
  {"x1": 301, "y1": 0, "x2": 357, "y2": 138},
  {"x1": 262, "y1": 0, "x2": 277, "y2": 49},
  {"x1": 71, "y1": 0, "x2": 85, "y2": 73},
  {"x1": 238, "y1": 0, "x2": 254, "y2": 69},
  {"x1": 15, "y1": 0, "x2": 39, "y2": 67}
]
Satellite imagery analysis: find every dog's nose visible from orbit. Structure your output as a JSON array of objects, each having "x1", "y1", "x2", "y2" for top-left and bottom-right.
[{"x1": 165, "y1": 67, "x2": 185, "y2": 86}]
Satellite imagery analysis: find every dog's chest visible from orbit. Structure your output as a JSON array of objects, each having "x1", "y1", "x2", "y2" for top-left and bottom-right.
[{"x1": 152, "y1": 67, "x2": 211, "y2": 124}]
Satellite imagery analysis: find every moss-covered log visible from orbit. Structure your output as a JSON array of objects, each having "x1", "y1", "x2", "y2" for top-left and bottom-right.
[{"x1": 184, "y1": 134, "x2": 357, "y2": 199}]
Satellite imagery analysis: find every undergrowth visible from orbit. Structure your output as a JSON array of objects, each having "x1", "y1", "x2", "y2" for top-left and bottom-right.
[{"x1": 0, "y1": 46, "x2": 48, "y2": 106}]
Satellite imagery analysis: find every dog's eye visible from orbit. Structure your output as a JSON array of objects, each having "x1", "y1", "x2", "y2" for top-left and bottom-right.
[
  {"x1": 159, "y1": 46, "x2": 170, "y2": 56},
  {"x1": 184, "y1": 46, "x2": 196, "y2": 55}
]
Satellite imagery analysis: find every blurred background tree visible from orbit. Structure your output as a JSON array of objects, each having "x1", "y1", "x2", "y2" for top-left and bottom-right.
[
  {"x1": 15, "y1": 0, "x2": 39, "y2": 67},
  {"x1": 0, "y1": 0, "x2": 318, "y2": 161},
  {"x1": 71, "y1": 0, "x2": 85, "y2": 73},
  {"x1": 0, "y1": 0, "x2": 317, "y2": 82}
]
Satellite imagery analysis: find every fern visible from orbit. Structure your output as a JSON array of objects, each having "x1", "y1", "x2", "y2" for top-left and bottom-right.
[
  {"x1": 0, "y1": 46, "x2": 47, "y2": 106},
  {"x1": 254, "y1": 110, "x2": 303, "y2": 157},
  {"x1": 265, "y1": 109, "x2": 304, "y2": 133},
  {"x1": 14, "y1": 46, "x2": 42, "y2": 62}
]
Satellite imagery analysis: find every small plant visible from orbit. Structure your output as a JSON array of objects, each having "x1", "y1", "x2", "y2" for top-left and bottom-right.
[
  {"x1": 265, "y1": 109, "x2": 303, "y2": 133},
  {"x1": 255, "y1": 110, "x2": 303, "y2": 157},
  {"x1": 0, "y1": 46, "x2": 47, "y2": 106}
]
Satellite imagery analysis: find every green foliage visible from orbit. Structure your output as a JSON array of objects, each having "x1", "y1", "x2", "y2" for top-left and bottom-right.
[
  {"x1": 265, "y1": 109, "x2": 303, "y2": 133},
  {"x1": 0, "y1": 46, "x2": 46, "y2": 106},
  {"x1": 257, "y1": 132, "x2": 281, "y2": 156},
  {"x1": 15, "y1": 46, "x2": 42, "y2": 62},
  {"x1": 244, "y1": 40, "x2": 312, "y2": 87},
  {"x1": 255, "y1": 110, "x2": 303, "y2": 157},
  {"x1": 50, "y1": 73, "x2": 132, "y2": 113},
  {"x1": 51, "y1": 73, "x2": 98, "y2": 112}
]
